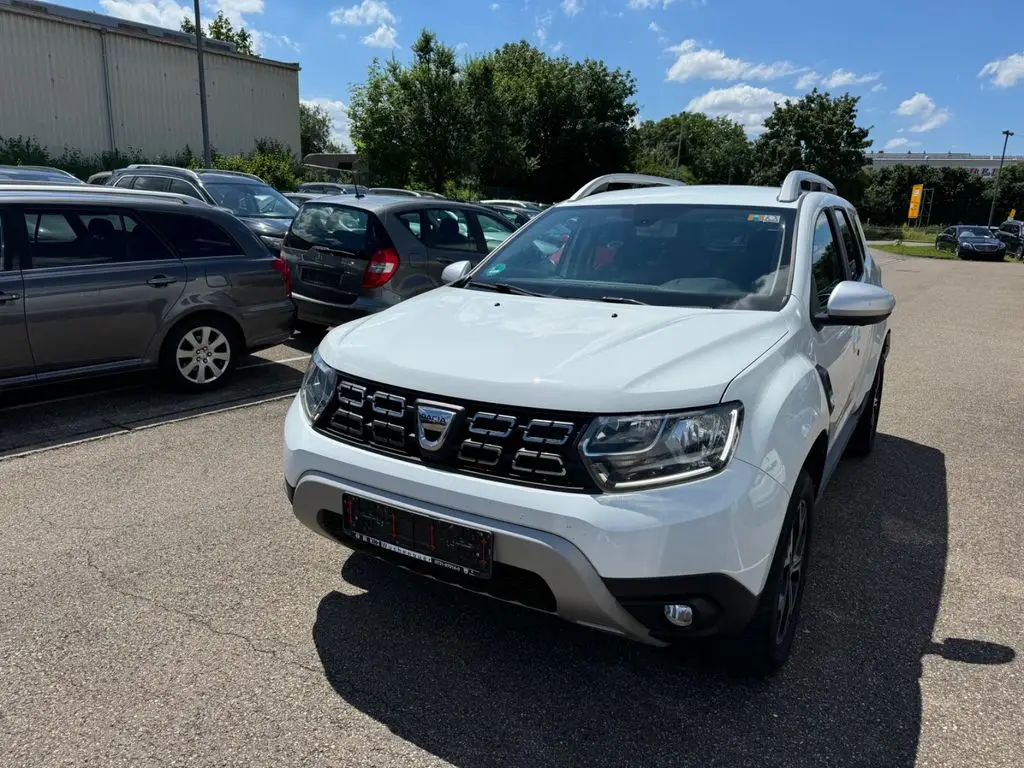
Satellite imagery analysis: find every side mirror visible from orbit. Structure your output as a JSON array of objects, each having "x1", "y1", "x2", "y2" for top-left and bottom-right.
[
  {"x1": 822, "y1": 280, "x2": 895, "y2": 326},
  {"x1": 441, "y1": 260, "x2": 472, "y2": 285}
]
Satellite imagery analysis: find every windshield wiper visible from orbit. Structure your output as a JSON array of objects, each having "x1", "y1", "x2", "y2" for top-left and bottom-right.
[
  {"x1": 461, "y1": 280, "x2": 544, "y2": 297},
  {"x1": 597, "y1": 296, "x2": 647, "y2": 305}
]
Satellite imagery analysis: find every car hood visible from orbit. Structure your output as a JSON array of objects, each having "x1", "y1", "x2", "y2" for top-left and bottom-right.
[
  {"x1": 238, "y1": 217, "x2": 292, "y2": 237},
  {"x1": 319, "y1": 288, "x2": 790, "y2": 413}
]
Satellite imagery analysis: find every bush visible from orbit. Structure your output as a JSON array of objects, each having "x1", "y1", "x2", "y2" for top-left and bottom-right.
[
  {"x1": 861, "y1": 223, "x2": 902, "y2": 241},
  {"x1": 0, "y1": 134, "x2": 302, "y2": 189}
]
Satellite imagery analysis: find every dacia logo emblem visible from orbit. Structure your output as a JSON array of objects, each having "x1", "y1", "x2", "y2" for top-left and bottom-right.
[{"x1": 415, "y1": 401, "x2": 462, "y2": 452}]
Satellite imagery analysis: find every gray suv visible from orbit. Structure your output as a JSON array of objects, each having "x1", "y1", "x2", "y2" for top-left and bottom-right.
[
  {"x1": 0, "y1": 190, "x2": 295, "y2": 392},
  {"x1": 281, "y1": 194, "x2": 517, "y2": 330},
  {"x1": 107, "y1": 165, "x2": 298, "y2": 254}
]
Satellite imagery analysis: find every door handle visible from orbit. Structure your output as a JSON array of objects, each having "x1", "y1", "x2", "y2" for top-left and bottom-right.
[
  {"x1": 147, "y1": 275, "x2": 177, "y2": 287},
  {"x1": 436, "y1": 257, "x2": 454, "y2": 265},
  {"x1": 0, "y1": 291, "x2": 20, "y2": 304}
]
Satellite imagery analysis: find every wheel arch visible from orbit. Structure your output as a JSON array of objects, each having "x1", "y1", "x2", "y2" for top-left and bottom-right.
[{"x1": 155, "y1": 308, "x2": 246, "y2": 363}]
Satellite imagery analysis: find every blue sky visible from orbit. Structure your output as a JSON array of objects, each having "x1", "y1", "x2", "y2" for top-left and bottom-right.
[{"x1": 72, "y1": 0, "x2": 1024, "y2": 157}]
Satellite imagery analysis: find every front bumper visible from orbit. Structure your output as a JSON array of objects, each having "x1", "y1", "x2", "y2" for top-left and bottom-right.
[{"x1": 284, "y1": 397, "x2": 790, "y2": 643}]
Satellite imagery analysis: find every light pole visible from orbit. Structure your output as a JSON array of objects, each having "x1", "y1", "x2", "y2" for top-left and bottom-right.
[
  {"x1": 193, "y1": 0, "x2": 212, "y2": 167},
  {"x1": 987, "y1": 129, "x2": 1014, "y2": 228}
]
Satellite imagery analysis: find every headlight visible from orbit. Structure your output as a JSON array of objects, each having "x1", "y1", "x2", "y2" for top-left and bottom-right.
[
  {"x1": 579, "y1": 402, "x2": 742, "y2": 491},
  {"x1": 300, "y1": 348, "x2": 337, "y2": 423},
  {"x1": 961, "y1": 242, "x2": 973, "y2": 249}
]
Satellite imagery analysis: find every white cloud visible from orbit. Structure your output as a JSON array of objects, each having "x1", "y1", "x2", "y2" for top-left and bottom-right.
[
  {"x1": 535, "y1": 11, "x2": 552, "y2": 45},
  {"x1": 795, "y1": 71, "x2": 819, "y2": 89},
  {"x1": 551, "y1": 40, "x2": 565, "y2": 53},
  {"x1": 99, "y1": 0, "x2": 188, "y2": 29},
  {"x1": 361, "y1": 23, "x2": 398, "y2": 47},
  {"x1": 628, "y1": 0, "x2": 675, "y2": 7},
  {"x1": 979, "y1": 53, "x2": 1024, "y2": 87},
  {"x1": 648, "y1": 21, "x2": 660, "y2": 32},
  {"x1": 686, "y1": 84, "x2": 794, "y2": 133},
  {"x1": 894, "y1": 91, "x2": 951, "y2": 132},
  {"x1": 820, "y1": 68, "x2": 880, "y2": 88},
  {"x1": 666, "y1": 40, "x2": 799, "y2": 82},
  {"x1": 561, "y1": 0, "x2": 582, "y2": 15},
  {"x1": 259, "y1": 32, "x2": 300, "y2": 53},
  {"x1": 329, "y1": 0, "x2": 395, "y2": 26},
  {"x1": 301, "y1": 97, "x2": 351, "y2": 151},
  {"x1": 884, "y1": 137, "x2": 919, "y2": 150},
  {"x1": 490, "y1": 1, "x2": 500, "y2": 8},
  {"x1": 871, "y1": 82, "x2": 887, "y2": 92}
]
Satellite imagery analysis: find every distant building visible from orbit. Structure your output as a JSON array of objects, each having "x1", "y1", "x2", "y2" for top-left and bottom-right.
[
  {"x1": 866, "y1": 151, "x2": 1024, "y2": 179},
  {"x1": 0, "y1": 0, "x2": 301, "y2": 158}
]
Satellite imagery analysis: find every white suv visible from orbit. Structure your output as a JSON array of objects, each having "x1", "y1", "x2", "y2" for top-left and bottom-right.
[{"x1": 283, "y1": 170, "x2": 895, "y2": 676}]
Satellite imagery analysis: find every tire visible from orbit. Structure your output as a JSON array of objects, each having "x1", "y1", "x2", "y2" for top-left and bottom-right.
[
  {"x1": 720, "y1": 471, "x2": 815, "y2": 678},
  {"x1": 160, "y1": 315, "x2": 239, "y2": 392},
  {"x1": 1014, "y1": 245, "x2": 1023, "y2": 260},
  {"x1": 846, "y1": 359, "x2": 884, "y2": 458}
]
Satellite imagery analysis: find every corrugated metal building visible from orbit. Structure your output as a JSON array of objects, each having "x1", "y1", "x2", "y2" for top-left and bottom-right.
[{"x1": 0, "y1": 0, "x2": 300, "y2": 158}]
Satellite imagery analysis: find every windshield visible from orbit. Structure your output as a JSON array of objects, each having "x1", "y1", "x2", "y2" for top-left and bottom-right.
[
  {"x1": 465, "y1": 203, "x2": 795, "y2": 310},
  {"x1": 205, "y1": 182, "x2": 298, "y2": 218},
  {"x1": 959, "y1": 227, "x2": 994, "y2": 239}
]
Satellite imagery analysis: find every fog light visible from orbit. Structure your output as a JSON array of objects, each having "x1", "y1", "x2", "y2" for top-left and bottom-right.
[{"x1": 664, "y1": 604, "x2": 693, "y2": 627}]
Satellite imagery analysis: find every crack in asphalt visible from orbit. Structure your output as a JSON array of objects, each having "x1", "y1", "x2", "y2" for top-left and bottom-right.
[{"x1": 83, "y1": 549, "x2": 322, "y2": 678}]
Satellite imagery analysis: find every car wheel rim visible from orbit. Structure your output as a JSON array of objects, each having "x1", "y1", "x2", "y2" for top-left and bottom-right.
[
  {"x1": 775, "y1": 499, "x2": 807, "y2": 646},
  {"x1": 176, "y1": 326, "x2": 231, "y2": 385}
]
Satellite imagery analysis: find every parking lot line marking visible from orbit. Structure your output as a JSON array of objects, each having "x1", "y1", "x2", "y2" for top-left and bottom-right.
[
  {"x1": 238, "y1": 354, "x2": 310, "y2": 370},
  {"x1": 1, "y1": 392, "x2": 296, "y2": 461}
]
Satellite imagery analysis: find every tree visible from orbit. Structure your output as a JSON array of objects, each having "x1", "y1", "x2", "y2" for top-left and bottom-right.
[
  {"x1": 299, "y1": 103, "x2": 343, "y2": 157},
  {"x1": 631, "y1": 112, "x2": 751, "y2": 185},
  {"x1": 751, "y1": 89, "x2": 871, "y2": 199},
  {"x1": 181, "y1": 11, "x2": 255, "y2": 56}
]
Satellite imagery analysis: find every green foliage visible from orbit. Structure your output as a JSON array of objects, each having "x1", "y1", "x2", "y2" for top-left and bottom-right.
[
  {"x1": 751, "y1": 89, "x2": 872, "y2": 199},
  {"x1": 631, "y1": 112, "x2": 751, "y2": 184},
  {"x1": 350, "y1": 30, "x2": 638, "y2": 200},
  {"x1": 299, "y1": 103, "x2": 343, "y2": 157},
  {"x1": 180, "y1": 11, "x2": 255, "y2": 56},
  {"x1": 0, "y1": 134, "x2": 300, "y2": 189}
]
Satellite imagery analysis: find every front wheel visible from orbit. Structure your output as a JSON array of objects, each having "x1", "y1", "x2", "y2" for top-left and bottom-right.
[
  {"x1": 161, "y1": 316, "x2": 239, "y2": 392},
  {"x1": 720, "y1": 471, "x2": 815, "y2": 678},
  {"x1": 847, "y1": 360, "x2": 884, "y2": 457}
]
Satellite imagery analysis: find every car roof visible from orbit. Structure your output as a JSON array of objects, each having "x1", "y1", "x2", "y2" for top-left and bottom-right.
[
  {"x1": 556, "y1": 184, "x2": 809, "y2": 209},
  {"x1": 0, "y1": 190, "x2": 222, "y2": 211},
  {"x1": 303, "y1": 194, "x2": 503, "y2": 216}
]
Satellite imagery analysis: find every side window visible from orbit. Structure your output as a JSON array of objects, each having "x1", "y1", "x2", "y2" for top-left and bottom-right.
[
  {"x1": 423, "y1": 208, "x2": 479, "y2": 253},
  {"x1": 23, "y1": 210, "x2": 127, "y2": 268},
  {"x1": 141, "y1": 213, "x2": 241, "y2": 258},
  {"x1": 397, "y1": 211, "x2": 423, "y2": 239},
  {"x1": 113, "y1": 175, "x2": 135, "y2": 189},
  {"x1": 810, "y1": 211, "x2": 847, "y2": 313},
  {"x1": 833, "y1": 209, "x2": 864, "y2": 279},
  {"x1": 474, "y1": 212, "x2": 516, "y2": 252},
  {"x1": 167, "y1": 179, "x2": 203, "y2": 200},
  {"x1": 133, "y1": 176, "x2": 169, "y2": 193},
  {"x1": 121, "y1": 213, "x2": 177, "y2": 262}
]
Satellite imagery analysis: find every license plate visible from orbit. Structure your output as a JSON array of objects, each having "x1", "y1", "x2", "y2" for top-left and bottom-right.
[
  {"x1": 342, "y1": 494, "x2": 494, "y2": 579},
  {"x1": 300, "y1": 267, "x2": 342, "y2": 288}
]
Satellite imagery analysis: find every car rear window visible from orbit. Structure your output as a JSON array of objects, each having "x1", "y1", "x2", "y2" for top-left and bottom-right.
[{"x1": 284, "y1": 203, "x2": 374, "y2": 254}]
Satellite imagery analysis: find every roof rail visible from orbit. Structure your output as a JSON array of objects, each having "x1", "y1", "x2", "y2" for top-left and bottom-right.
[
  {"x1": 195, "y1": 168, "x2": 266, "y2": 183},
  {"x1": 0, "y1": 164, "x2": 79, "y2": 178},
  {"x1": 777, "y1": 170, "x2": 837, "y2": 203},
  {"x1": 125, "y1": 164, "x2": 203, "y2": 183},
  {"x1": 0, "y1": 183, "x2": 206, "y2": 206},
  {"x1": 565, "y1": 173, "x2": 687, "y2": 203}
]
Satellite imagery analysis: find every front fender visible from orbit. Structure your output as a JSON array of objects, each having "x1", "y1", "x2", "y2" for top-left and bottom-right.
[{"x1": 725, "y1": 337, "x2": 830, "y2": 499}]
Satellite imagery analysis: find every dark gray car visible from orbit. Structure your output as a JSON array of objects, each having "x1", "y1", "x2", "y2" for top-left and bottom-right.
[
  {"x1": 0, "y1": 190, "x2": 295, "y2": 392},
  {"x1": 280, "y1": 195, "x2": 517, "y2": 330}
]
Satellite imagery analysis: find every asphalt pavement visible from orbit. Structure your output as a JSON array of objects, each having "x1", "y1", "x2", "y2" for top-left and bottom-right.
[{"x1": 1, "y1": 252, "x2": 1022, "y2": 767}]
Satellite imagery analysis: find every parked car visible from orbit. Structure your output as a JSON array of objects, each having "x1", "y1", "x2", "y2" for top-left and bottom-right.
[
  {"x1": 297, "y1": 182, "x2": 370, "y2": 196},
  {"x1": 0, "y1": 190, "x2": 294, "y2": 392},
  {"x1": 367, "y1": 187, "x2": 445, "y2": 198},
  {"x1": 106, "y1": 165, "x2": 298, "y2": 254},
  {"x1": 87, "y1": 171, "x2": 113, "y2": 185},
  {"x1": 280, "y1": 195, "x2": 519, "y2": 332},
  {"x1": 283, "y1": 169, "x2": 895, "y2": 676},
  {"x1": 478, "y1": 198, "x2": 543, "y2": 211},
  {"x1": 482, "y1": 204, "x2": 535, "y2": 228},
  {"x1": 0, "y1": 165, "x2": 84, "y2": 185},
  {"x1": 285, "y1": 192, "x2": 328, "y2": 206},
  {"x1": 934, "y1": 225, "x2": 1008, "y2": 261},
  {"x1": 994, "y1": 219, "x2": 1024, "y2": 259}
]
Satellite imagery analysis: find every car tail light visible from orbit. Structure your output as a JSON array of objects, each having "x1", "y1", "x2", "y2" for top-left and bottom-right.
[
  {"x1": 272, "y1": 255, "x2": 292, "y2": 296},
  {"x1": 363, "y1": 248, "x2": 400, "y2": 289}
]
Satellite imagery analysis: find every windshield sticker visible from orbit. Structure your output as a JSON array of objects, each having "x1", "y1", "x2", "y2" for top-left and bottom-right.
[
  {"x1": 486, "y1": 263, "x2": 507, "y2": 276},
  {"x1": 748, "y1": 214, "x2": 782, "y2": 224}
]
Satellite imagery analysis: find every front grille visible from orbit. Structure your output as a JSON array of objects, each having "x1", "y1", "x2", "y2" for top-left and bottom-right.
[{"x1": 314, "y1": 374, "x2": 599, "y2": 492}]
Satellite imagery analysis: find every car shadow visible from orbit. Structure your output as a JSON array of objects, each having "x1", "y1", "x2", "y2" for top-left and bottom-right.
[
  {"x1": 311, "y1": 434, "x2": 1014, "y2": 768},
  {"x1": 0, "y1": 353, "x2": 304, "y2": 457}
]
